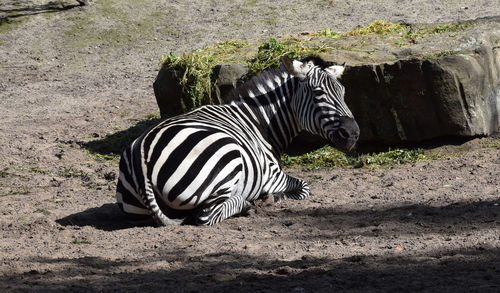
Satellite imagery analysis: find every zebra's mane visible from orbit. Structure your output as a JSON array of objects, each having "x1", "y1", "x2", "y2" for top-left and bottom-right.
[
  {"x1": 227, "y1": 56, "x2": 331, "y2": 101},
  {"x1": 226, "y1": 65, "x2": 289, "y2": 101}
]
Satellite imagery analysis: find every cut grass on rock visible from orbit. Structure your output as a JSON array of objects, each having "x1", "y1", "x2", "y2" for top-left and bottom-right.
[
  {"x1": 159, "y1": 20, "x2": 473, "y2": 114},
  {"x1": 160, "y1": 40, "x2": 251, "y2": 110},
  {"x1": 161, "y1": 38, "x2": 325, "y2": 111}
]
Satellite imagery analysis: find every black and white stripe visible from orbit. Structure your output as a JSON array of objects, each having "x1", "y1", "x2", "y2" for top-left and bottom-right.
[{"x1": 116, "y1": 56, "x2": 359, "y2": 226}]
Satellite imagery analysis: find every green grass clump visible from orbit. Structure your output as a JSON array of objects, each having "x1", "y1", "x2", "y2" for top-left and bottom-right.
[
  {"x1": 282, "y1": 146, "x2": 353, "y2": 169},
  {"x1": 318, "y1": 20, "x2": 471, "y2": 42},
  {"x1": 83, "y1": 149, "x2": 120, "y2": 163},
  {"x1": 358, "y1": 148, "x2": 427, "y2": 168},
  {"x1": 161, "y1": 40, "x2": 250, "y2": 110},
  {"x1": 162, "y1": 38, "x2": 325, "y2": 112},
  {"x1": 59, "y1": 168, "x2": 91, "y2": 181},
  {"x1": 248, "y1": 37, "x2": 326, "y2": 75},
  {"x1": 346, "y1": 20, "x2": 407, "y2": 37},
  {"x1": 317, "y1": 20, "x2": 406, "y2": 38},
  {"x1": 418, "y1": 23, "x2": 471, "y2": 35},
  {"x1": 282, "y1": 145, "x2": 428, "y2": 170},
  {"x1": 0, "y1": 169, "x2": 10, "y2": 178},
  {"x1": 162, "y1": 51, "x2": 216, "y2": 110}
]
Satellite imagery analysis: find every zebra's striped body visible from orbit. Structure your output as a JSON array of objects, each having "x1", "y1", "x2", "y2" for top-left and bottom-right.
[{"x1": 116, "y1": 56, "x2": 359, "y2": 225}]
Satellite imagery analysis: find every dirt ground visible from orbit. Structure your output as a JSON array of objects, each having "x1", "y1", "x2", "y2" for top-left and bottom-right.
[{"x1": 0, "y1": 1, "x2": 499, "y2": 292}]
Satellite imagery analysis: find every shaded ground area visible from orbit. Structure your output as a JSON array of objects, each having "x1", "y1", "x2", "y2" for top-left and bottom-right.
[{"x1": 0, "y1": 1, "x2": 499, "y2": 292}]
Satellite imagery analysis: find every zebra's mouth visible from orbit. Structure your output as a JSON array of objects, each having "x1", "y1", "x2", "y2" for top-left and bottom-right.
[
  {"x1": 327, "y1": 116, "x2": 360, "y2": 154},
  {"x1": 329, "y1": 135, "x2": 358, "y2": 154}
]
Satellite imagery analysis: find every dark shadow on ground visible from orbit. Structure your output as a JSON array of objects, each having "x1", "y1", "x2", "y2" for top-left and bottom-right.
[
  {"x1": 0, "y1": 1, "x2": 83, "y2": 23},
  {"x1": 3, "y1": 247, "x2": 499, "y2": 292},
  {"x1": 57, "y1": 198, "x2": 500, "y2": 237},
  {"x1": 82, "y1": 117, "x2": 161, "y2": 155},
  {"x1": 56, "y1": 203, "x2": 153, "y2": 231}
]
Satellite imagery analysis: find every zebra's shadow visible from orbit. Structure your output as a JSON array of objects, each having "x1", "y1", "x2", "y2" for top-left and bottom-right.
[{"x1": 56, "y1": 203, "x2": 154, "y2": 231}]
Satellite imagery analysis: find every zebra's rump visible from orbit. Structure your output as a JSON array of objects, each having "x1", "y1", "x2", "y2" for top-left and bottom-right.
[
  {"x1": 119, "y1": 119, "x2": 246, "y2": 212},
  {"x1": 149, "y1": 125, "x2": 244, "y2": 210},
  {"x1": 116, "y1": 144, "x2": 148, "y2": 217}
]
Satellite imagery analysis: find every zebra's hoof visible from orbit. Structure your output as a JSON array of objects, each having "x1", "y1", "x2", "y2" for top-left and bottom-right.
[
  {"x1": 240, "y1": 202, "x2": 256, "y2": 216},
  {"x1": 273, "y1": 193, "x2": 287, "y2": 203}
]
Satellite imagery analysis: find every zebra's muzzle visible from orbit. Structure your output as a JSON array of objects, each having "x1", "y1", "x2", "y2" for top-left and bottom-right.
[{"x1": 329, "y1": 116, "x2": 360, "y2": 153}]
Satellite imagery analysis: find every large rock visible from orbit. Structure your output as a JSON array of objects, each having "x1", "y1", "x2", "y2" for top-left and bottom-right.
[
  {"x1": 212, "y1": 63, "x2": 249, "y2": 104},
  {"x1": 154, "y1": 19, "x2": 500, "y2": 145},
  {"x1": 153, "y1": 67, "x2": 186, "y2": 118},
  {"x1": 323, "y1": 19, "x2": 500, "y2": 144},
  {"x1": 153, "y1": 63, "x2": 248, "y2": 117},
  {"x1": 341, "y1": 53, "x2": 500, "y2": 144}
]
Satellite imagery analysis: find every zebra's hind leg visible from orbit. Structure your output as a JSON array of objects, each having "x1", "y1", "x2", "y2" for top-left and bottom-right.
[
  {"x1": 271, "y1": 173, "x2": 310, "y2": 202},
  {"x1": 196, "y1": 194, "x2": 254, "y2": 226},
  {"x1": 116, "y1": 177, "x2": 152, "y2": 223}
]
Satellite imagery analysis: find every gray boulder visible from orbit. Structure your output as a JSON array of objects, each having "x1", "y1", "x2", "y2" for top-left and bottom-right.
[
  {"x1": 212, "y1": 63, "x2": 249, "y2": 104},
  {"x1": 341, "y1": 52, "x2": 499, "y2": 144},
  {"x1": 153, "y1": 19, "x2": 500, "y2": 145},
  {"x1": 153, "y1": 67, "x2": 187, "y2": 118},
  {"x1": 153, "y1": 63, "x2": 248, "y2": 117}
]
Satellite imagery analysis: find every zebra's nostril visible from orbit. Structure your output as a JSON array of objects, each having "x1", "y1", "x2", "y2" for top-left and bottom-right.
[{"x1": 338, "y1": 128, "x2": 349, "y2": 139}]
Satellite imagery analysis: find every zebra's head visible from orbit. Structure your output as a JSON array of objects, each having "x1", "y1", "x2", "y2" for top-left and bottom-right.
[{"x1": 282, "y1": 56, "x2": 360, "y2": 153}]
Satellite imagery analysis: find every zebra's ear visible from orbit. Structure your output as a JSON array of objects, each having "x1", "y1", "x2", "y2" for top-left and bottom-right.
[
  {"x1": 281, "y1": 55, "x2": 308, "y2": 80},
  {"x1": 325, "y1": 65, "x2": 345, "y2": 79}
]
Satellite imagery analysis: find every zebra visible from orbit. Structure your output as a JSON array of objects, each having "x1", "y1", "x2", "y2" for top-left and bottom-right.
[{"x1": 115, "y1": 55, "x2": 360, "y2": 226}]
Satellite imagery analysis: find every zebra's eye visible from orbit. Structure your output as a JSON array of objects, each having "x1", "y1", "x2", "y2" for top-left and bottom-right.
[{"x1": 313, "y1": 89, "x2": 325, "y2": 96}]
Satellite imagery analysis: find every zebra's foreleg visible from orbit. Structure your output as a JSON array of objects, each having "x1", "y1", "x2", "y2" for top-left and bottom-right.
[
  {"x1": 196, "y1": 195, "x2": 254, "y2": 226},
  {"x1": 272, "y1": 173, "x2": 310, "y2": 202}
]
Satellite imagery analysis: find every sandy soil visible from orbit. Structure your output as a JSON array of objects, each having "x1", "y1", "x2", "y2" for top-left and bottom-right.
[{"x1": 0, "y1": 1, "x2": 499, "y2": 292}]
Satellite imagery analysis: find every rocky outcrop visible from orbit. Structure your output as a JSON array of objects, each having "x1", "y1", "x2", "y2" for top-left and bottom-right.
[
  {"x1": 341, "y1": 52, "x2": 500, "y2": 144},
  {"x1": 154, "y1": 19, "x2": 500, "y2": 145},
  {"x1": 153, "y1": 63, "x2": 249, "y2": 117},
  {"x1": 153, "y1": 67, "x2": 186, "y2": 118},
  {"x1": 212, "y1": 63, "x2": 249, "y2": 104}
]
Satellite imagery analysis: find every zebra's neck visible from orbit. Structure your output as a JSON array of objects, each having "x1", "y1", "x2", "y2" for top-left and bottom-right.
[{"x1": 230, "y1": 66, "x2": 301, "y2": 156}]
